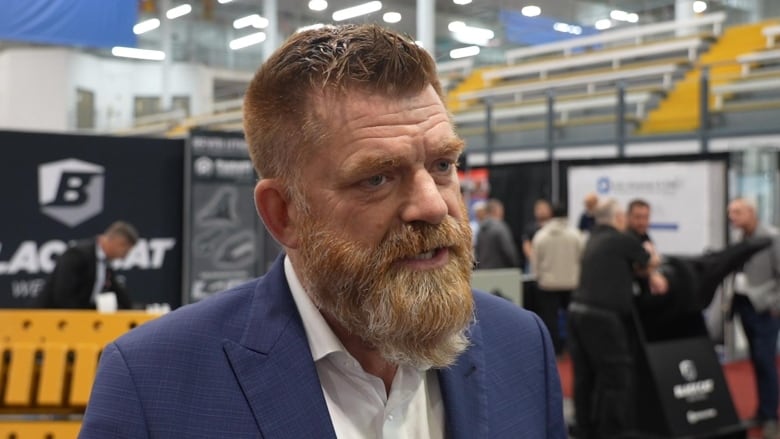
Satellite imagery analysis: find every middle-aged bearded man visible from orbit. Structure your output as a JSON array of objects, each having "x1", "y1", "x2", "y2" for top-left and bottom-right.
[{"x1": 79, "y1": 24, "x2": 565, "y2": 438}]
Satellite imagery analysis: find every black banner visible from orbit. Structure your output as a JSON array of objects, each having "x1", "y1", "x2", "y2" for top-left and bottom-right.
[
  {"x1": 183, "y1": 130, "x2": 278, "y2": 304},
  {"x1": 0, "y1": 130, "x2": 184, "y2": 308}
]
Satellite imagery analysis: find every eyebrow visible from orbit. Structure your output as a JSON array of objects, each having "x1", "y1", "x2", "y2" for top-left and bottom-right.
[
  {"x1": 340, "y1": 137, "x2": 466, "y2": 180},
  {"x1": 432, "y1": 137, "x2": 466, "y2": 158}
]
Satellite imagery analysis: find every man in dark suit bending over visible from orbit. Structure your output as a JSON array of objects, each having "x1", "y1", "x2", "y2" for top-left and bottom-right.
[{"x1": 39, "y1": 221, "x2": 138, "y2": 309}]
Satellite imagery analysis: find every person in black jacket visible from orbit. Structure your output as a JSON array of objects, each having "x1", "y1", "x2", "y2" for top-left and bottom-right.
[
  {"x1": 38, "y1": 221, "x2": 138, "y2": 309},
  {"x1": 569, "y1": 198, "x2": 661, "y2": 439}
]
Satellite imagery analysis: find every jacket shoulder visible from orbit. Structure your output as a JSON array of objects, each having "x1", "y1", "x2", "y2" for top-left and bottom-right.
[{"x1": 113, "y1": 279, "x2": 259, "y2": 354}]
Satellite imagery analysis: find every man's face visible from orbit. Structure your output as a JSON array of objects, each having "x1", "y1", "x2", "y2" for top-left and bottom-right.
[
  {"x1": 289, "y1": 86, "x2": 475, "y2": 369},
  {"x1": 628, "y1": 205, "x2": 650, "y2": 235},
  {"x1": 104, "y1": 235, "x2": 133, "y2": 260},
  {"x1": 534, "y1": 202, "x2": 552, "y2": 222},
  {"x1": 728, "y1": 200, "x2": 755, "y2": 231}
]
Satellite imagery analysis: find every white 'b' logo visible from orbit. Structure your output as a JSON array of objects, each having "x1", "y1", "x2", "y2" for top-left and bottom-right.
[
  {"x1": 679, "y1": 359, "x2": 698, "y2": 382},
  {"x1": 38, "y1": 158, "x2": 104, "y2": 227}
]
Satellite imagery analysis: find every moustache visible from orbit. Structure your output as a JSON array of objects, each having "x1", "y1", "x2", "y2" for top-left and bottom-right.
[{"x1": 377, "y1": 216, "x2": 471, "y2": 263}]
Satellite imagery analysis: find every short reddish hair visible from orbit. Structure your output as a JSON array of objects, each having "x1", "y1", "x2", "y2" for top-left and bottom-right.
[{"x1": 243, "y1": 24, "x2": 443, "y2": 191}]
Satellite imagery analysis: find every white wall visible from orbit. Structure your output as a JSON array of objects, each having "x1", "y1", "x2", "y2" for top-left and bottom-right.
[
  {"x1": 69, "y1": 54, "x2": 214, "y2": 131},
  {"x1": 0, "y1": 47, "x2": 216, "y2": 133},
  {"x1": 0, "y1": 48, "x2": 72, "y2": 132}
]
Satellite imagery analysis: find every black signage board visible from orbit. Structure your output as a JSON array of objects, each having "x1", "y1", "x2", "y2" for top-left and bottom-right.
[
  {"x1": 0, "y1": 130, "x2": 184, "y2": 308},
  {"x1": 636, "y1": 336, "x2": 745, "y2": 438},
  {"x1": 183, "y1": 130, "x2": 279, "y2": 304}
]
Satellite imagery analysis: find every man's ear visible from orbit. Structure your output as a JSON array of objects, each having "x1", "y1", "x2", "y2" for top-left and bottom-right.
[{"x1": 254, "y1": 179, "x2": 300, "y2": 249}]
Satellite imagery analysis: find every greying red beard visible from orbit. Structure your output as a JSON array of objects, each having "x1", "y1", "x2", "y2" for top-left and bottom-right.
[{"x1": 296, "y1": 207, "x2": 475, "y2": 369}]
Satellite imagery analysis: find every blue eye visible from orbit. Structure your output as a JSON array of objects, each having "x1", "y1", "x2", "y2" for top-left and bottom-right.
[
  {"x1": 434, "y1": 160, "x2": 453, "y2": 172},
  {"x1": 365, "y1": 175, "x2": 386, "y2": 187}
]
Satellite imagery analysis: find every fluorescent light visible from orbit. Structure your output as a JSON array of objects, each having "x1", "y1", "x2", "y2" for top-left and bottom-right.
[
  {"x1": 230, "y1": 32, "x2": 267, "y2": 50},
  {"x1": 111, "y1": 47, "x2": 166, "y2": 61},
  {"x1": 595, "y1": 18, "x2": 612, "y2": 30},
  {"x1": 166, "y1": 4, "x2": 192, "y2": 19},
  {"x1": 448, "y1": 21, "x2": 466, "y2": 32},
  {"x1": 449, "y1": 21, "x2": 494, "y2": 46},
  {"x1": 553, "y1": 22, "x2": 582, "y2": 35},
  {"x1": 521, "y1": 5, "x2": 541, "y2": 17},
  {"x1": 450, "y1": 46, "x2": 480, "y2": 59},
  {"x1": 297, "y1": 23, "x2": 325, "y2": 33},
  {"x1": 218, "y1": 0, "x2": 233, "y2": 3},
  {"x1": 693, "y1": 1, "x2": 707, "y2": 13},
  {"x1": 383, "y1": 12, "x2": 401, "y2": 23},
  {"x1": 610, "y1": 10, "x2": 627, "y2": 21},
  {"x1": 610, "y1": 9, "x2": 637, "y2": 23},
  {"x1": 332, "y1": 1, "x2": 382, "y2": 21},
  {"x1": 233, "y1": 14, "x2": 269, "y2": 29},
  {"x1": 453, "y1": 0, "x2": 472, "y2": 4},
  {"x1": 309, "y1": 0, "x2": 328, "y2": 11},
  {"x1": 133, "y1": 18, "x2": 160, "y2": 35}
]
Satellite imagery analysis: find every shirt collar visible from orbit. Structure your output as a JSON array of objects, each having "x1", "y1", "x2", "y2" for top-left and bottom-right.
[
  {"x1": 95, "y1": 242, "x2": 106, "y2": 261},
  {"x1": 284, "y1": 255, "x2": 347, "y2": 362}
]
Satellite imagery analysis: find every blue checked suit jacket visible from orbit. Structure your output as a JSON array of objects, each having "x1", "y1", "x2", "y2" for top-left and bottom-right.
[{"x1": 79, "y1": 257, "x2": 565, "y2": 438}]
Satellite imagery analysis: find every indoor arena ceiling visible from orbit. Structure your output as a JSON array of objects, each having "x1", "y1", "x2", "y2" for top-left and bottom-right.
[{"x1": 134, "y1": 0, "x2": 764, "y2": 69}]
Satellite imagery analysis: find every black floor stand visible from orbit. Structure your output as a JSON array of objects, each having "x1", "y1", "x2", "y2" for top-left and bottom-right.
[{"x1": 633, "y1": 306, "x2": 746, "y2": 439}]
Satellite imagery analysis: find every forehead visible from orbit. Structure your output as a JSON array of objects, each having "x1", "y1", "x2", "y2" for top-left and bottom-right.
[
  {"x1": 316, "y1": 84, "x2": 442, "y2": 121},
  {"x1": 729, "y1": 201, "x2": 748, "y2": 211},
  {"x1": 107, "y1": 234, "x2": 132, "y2": 245}
]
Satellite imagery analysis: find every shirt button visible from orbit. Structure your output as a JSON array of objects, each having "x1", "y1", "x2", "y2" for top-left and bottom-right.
[{"x1": 387, "y1": 415, "x2": 394, "y2": 422}]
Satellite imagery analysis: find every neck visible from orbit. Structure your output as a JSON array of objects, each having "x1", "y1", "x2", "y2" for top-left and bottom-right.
[
  {"x1": 321, "y1": 312, "x2": 398, "y2": 394},
  {"x1": 744, "y1": 221, "x2": 758, "y2": 236}
]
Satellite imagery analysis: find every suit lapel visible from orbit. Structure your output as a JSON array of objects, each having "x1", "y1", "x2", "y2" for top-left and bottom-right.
[
  {"x1": 224, "y1": 257, "x2": 336, "y2": 439},
  {"x1": 438, "y1": 318, "x2": 489, "y2": 439}
]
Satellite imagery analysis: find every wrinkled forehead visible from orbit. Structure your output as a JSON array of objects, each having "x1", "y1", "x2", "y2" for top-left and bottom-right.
[{"x1": 309, "y1": 84, "x2": 450, "y2": 135}]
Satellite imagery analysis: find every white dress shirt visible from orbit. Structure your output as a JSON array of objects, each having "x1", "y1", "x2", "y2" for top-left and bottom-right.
[
  {"x1": 91, "y1": 243, "x2": 107, "y2": 305},
  {"x1": 285, "y1": 257, "x2": 445, "y2": 439}
]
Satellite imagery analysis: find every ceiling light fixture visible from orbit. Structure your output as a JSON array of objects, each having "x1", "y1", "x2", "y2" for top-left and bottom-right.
[
  {"x1": 217, "y1": 0, "x2": 233, "y2": 3},
  {"x1": 229, "y1": 32, "x2": 267, "y2": 50},
  {"x1": 233, "y1": 14, "x2": 269, "y2": 29},
  {"x1": 450, "y1": 46, "x2": 480, "y2": 59},
  {"x1": 297, "y1": 23, "x2": 326, "y2": 33},
  {"x1": 693, "y1": 1, "x2": 707, "y2": 13},
  {"x1": 111, "y1": 47, "x2": 166, "y2": 61},
  {"x1": 521, "y1": 5, "x2": 541, "y2": 17},
  {"x1": 383, "y1": 12, "x2": 401, "y2": 23},
  {"x1": 332, "y1": 1, "x2": 382, "y2": 21},
  {"x1": 309, "y1": 0, "x2": 328, "y2": 11},
  {"x1": 453, "y1": 0, "x2": 472, "y2": 5},
  {"x1": 133, "y1": 18, "x2": 160, "y2": 35},
  {"x1": 610, "y1": 9, "x2": 638, "y2": 23},
  {"x1": 553, "y1": 22, "x2": 582, "y2": 35},
  {"x1": 166, "y1": 4, "x2": 192, "y2": 19},
  {"x1": 594, "y1": 18, "x2": 612, "y2": 30},
  {"x1": 448, "y1": 21, "x2": 494, "y2": 46}
]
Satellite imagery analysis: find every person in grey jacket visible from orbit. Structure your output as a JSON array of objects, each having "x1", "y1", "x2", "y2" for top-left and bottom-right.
[
  {"x1": 475, "y1": 199, "x2": 520, "y2": 269},
  {"x1": 728, "y1": 197, "x2": 780, "y2": 439}
]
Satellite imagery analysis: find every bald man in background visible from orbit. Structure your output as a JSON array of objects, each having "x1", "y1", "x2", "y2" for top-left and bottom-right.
[{"x1": 728, "y1": 197, "x2": 780, "y2": 439}]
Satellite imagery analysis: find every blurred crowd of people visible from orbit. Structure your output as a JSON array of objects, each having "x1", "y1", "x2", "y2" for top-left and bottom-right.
[{"x1": 471, "y1": 193, "x2": 780, "y2": 439}]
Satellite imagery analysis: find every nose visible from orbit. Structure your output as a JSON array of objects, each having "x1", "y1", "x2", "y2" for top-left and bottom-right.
[{"x1": 400, "y1": 169, "x2": 449, "y2": 225}]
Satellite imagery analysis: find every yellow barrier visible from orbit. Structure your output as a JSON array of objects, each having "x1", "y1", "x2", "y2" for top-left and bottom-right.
[
  {"x1": 0, "y1": 310, "x2": 161, "y2": 438},
  {"x1": 0, "y1": 421, "x2": 81, "y2": 439}
]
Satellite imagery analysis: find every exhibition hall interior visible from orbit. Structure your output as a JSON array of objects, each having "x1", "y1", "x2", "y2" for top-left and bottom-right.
[{"x1": 2, "y1": 0, "x2": 780, "y2": 438}]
